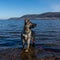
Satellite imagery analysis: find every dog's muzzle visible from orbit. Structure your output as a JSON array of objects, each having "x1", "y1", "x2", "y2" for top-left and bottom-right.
[{"x1": 30, "y1": 23, "x2": 37, "y2": 28}]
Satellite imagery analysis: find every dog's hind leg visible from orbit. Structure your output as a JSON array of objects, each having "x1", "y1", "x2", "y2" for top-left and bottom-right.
[
  {"x1": 22, "y1": 39, "x2": 25, "y2": 49},
  {"x1": 21, "y1": 33, "x2": 25, "y2": 49},
  {"x1": 31, "y1": 31, "x2": 35, "y2": 47}
]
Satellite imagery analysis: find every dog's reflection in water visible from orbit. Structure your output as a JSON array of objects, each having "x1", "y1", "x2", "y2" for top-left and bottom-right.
[{"x1": 20, "y1": 45, "x2": 37, "y2": 60}]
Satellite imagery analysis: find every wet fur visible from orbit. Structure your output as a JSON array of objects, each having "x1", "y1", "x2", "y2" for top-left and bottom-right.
[{"x1": 21, "y1": 19, "x2": 36, "y2": 52}]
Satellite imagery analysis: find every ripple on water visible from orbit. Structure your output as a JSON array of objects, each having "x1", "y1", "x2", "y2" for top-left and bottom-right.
[{"x1": 0, "y1": 20, "x2": 60, "y2": 50}]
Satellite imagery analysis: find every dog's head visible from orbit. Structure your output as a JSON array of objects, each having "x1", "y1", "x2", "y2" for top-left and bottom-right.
[{"x1": 24, "y1": 18, "x2": 37, "y2": 29}]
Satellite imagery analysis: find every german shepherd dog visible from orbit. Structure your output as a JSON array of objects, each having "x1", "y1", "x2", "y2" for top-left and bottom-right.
[{"x1": 21, "y1": 18, "x2": 36, "y2": 52}]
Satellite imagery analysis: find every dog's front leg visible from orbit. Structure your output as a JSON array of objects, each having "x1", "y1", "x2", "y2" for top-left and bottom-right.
[
  {"x1": 25, "y1": 37, "x2": 30, "y2": 52},
  {"x1": 22, "y1": 34, "x2": 27, "y2": 49},
  {"x1": 27, "y1": 37, "x2": 30, "y2": 49}
]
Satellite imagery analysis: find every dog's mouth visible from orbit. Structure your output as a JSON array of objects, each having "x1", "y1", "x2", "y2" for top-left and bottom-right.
[{"x1": 30, "y1": 23, "x2": 37, "y2": 29}]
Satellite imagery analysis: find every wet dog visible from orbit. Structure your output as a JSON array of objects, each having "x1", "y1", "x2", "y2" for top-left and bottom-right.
[{"x1": 21, "y1": 18, "x2": 36, "y2": 52}]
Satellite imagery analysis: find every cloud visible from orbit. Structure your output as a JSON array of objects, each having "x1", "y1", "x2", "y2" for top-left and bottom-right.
[{"x1": 51, "y1": 4, "x2": 60, "y2": 12}]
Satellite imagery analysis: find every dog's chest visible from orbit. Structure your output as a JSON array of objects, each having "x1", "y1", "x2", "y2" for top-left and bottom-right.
[
  {"x1": 23, "y1": 30, "x2": 31, "y2": 40},
  {"x1": 26, "y1": 30, "x2": 31, "y2": 37}
]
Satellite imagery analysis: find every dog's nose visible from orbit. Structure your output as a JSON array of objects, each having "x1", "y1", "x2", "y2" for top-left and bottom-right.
[
  {"x1": 34, "y1": 24, "x2": 37, "y2": 27},
  {"x1": 35, "y1": 24, "x2": 37, "y2": 26},
  {"x1": 30, "y1": 23, "x2": 37, "y2": 28}
]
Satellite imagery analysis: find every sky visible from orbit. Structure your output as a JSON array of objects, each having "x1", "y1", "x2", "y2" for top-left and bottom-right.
[{"x1": 0, "y1": 0, "x2": 60, "y2": 19}]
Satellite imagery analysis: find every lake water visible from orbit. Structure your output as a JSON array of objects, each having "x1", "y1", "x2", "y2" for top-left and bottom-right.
[{"x1": 0, "y1": 19, "x2": 60, "y2": 50}]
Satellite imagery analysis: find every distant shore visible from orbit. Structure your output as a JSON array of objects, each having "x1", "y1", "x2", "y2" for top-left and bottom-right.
[
  {"x1": 0, "y1": 46, "x2": 60, "y2": 60},
  {"x1": 7, "y1": 12, "x2": 60, "y2": 20}
]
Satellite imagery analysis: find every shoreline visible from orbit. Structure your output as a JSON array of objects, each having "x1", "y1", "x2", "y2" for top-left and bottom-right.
[{"x1": 0, "y1": 46, "x2": 60, "y2": 60}]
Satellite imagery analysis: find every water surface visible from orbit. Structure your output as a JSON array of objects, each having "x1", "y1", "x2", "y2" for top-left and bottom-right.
[{"x1": 0, "y1": 19, "x2": 60, "y2": 50}]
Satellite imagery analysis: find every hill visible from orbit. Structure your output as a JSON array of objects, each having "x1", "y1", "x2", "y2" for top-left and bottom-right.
[{"x1": 8, "y1": 12, "x2": 60, "y2": 20}]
